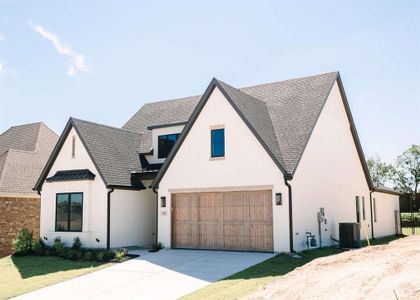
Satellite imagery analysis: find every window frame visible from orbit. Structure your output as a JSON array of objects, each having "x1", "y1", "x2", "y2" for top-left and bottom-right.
[
  {"x1": 157, "y1": 133, "x2": 180, "y2": 159},
  {"x1": 210, "y1": 128, "x2": 225, "y2": 158},
  {"x1": 55, "y1": 192, "x2": 83, "y2": 232}
]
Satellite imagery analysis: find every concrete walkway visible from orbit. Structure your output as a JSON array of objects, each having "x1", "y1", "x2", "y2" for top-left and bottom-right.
[{"x1": 15, "y1": 249, "x2": 275, "y2": 300}]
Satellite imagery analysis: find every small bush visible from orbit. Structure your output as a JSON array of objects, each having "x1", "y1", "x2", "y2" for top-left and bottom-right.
[
  {"x1": 114, "y1": 248, "x2": 128, "y2": 262},
  {"x1": 83, "y1": 251, "x2": 93, "y2": 261},
  {"x1": 13, "y1": 228, "x2": 33, "y2": 255},
  {"x1": 149, "y1": 242, "x2": 163, "y2": 252},
  {"x1": 53, "y1": 237, "x2": 65, "y2": 255},
  {"x1": 96, "y1": 251, "x2": 105, "y2": 261},
  {"x1": 32, "y1": 239, "x2": 46, "y2": 255},
  {"x1": 72, "y1": 237, "x2": 82, "y2": 250}
]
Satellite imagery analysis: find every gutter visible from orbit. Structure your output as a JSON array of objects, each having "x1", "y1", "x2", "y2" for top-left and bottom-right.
[
  {"x1": 152, "y1": 187, "x2": 159, "y2": 245},
  {"x1": 106, "y1": 188, "x2": 115, "y2": 250},
  {"x1": 369, "y1": 190, "x2": 375, "y2": 240},
  {"x1": 284, "y1": 174, "x2": 295, "y2": 253}
]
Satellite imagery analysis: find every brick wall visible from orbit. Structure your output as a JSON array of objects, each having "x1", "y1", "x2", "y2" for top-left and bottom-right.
[{"x1": 0, "y1": 196, "x2": 40, "y2": 257}]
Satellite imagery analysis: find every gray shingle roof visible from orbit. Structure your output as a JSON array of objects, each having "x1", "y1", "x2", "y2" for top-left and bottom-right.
[
  {"x1": 125, "y1": 72, "x2": 338, "y2": 175},
  {"x1": 123, "y1": 96, "x2": 200, "y2": 153},
  {"x1": 0, "y1": 123, "x2": 58, "y2": 194},
  {"x1": 71, "y1": 118, "x2": 143, "y2": 187},
  {"x1": 37, "y1": 71, "x2": 373, "y2": 191}
]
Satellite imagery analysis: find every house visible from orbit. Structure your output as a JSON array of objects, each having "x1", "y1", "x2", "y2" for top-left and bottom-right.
[
  {"x1": 34, "y1": 72, "x2": 401, "y2": 252},
  {"x1": 0, "y1": 122, "x2": 58, "y2": 256}
]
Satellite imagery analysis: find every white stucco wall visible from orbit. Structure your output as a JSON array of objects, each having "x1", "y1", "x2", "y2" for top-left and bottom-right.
[
  {"x1": 291, "y1": 82, "x2": 374, "y2": 252},
  {"x1": 40, "y1": 127, "x2": 109, "y2": 248},
  {"x1": 371, "y1": 192, "x2": 399, "y2": 237},
  {"x1": 110, "y1": 184, "x2": 156, "y2": 248},
  {"x1": 158, "y1": 87, "x2": 289, "y2": 252}
]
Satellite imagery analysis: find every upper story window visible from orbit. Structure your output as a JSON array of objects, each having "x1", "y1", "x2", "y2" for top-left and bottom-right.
[
  {"x1": 56, "y1": 192, "x2": 83, "y2": 232},
  {"x1": 211, "y1": 128, "x2": 225, "y2": 158},
  {"x1": 158, "y1": 134, "x2": 179, "y2": 159}
]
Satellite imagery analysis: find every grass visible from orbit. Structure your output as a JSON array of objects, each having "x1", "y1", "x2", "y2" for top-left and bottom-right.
[
  {"x1": 180, "y1": 235, "x2": 402, "y2": 300},
  {"x1": 0, "y1": 255, "x2": 109, "y2": 300}
]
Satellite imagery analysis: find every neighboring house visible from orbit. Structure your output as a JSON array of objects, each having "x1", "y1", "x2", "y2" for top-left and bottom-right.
[
  {"x1": 0, "y1": 122, "x2": 58, "y2": 256},
  {"x1": 35, "y1": 72, "x2": 400, "y2": 252}
]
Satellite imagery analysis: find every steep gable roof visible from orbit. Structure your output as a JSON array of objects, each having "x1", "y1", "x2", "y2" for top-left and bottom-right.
[
  {"x1": 0, "y1": 122, "x2": 58, "y2": 194},
  {"x1": 152, "y1": 72, "x2": 360, "y2": 187},
  {"x1": 34, "y1": 118, "x2": 144, "y2": 191}
]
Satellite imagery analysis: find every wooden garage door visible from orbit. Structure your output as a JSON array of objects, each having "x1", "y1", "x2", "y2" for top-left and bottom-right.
[{"x1": 171, "y1": 190, "x2": 273, "y2": 252}]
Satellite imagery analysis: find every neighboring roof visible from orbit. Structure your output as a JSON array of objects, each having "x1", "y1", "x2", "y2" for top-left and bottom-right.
[
  {"x1": 152, "y1": 71, "x2": 374, "y2": 189},
  {"x1": 34, "y1": 118, "x2": 144, "y2": 191},
  {"x1": 0, "y1": 122, "x2": 58, "y2": 194},
  {"x1": 46, "y1": 169, "x2": 95, "y2": 182},
  {"x1": 374, "y1": 186, "x2": 402, "y2": 196}
]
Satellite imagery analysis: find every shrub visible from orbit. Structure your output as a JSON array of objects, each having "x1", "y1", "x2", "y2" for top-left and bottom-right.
[
  {"x1": 13, "y1": 228, "x2": 33, "y2": 255},
  {"x1": 114, "y1": 248, "x2": 128, "y2": 262},
  {"x1": 32, "y1": 239, "x2": 46, "y2": 255},
  {"x1": 83, "y1": 251, "x2": 93, "y2": 261},
  {"x1": 96, "y1": 251, "x2": 105, "y2": 261},
  {"x1": 72, "y1": 237, "x2": 82, "y2": 250},
  {"x1": 149, "y1": 242, "x2": 163, "y2": 252},
  {"x1": 53, "y1": 237, "x2": 65, "y2": 256}
]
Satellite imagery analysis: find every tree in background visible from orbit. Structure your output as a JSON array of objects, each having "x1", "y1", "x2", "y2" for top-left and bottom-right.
[
  {"x1": 366, "y1": 155, "x2": 395, "y2": 188},
  {"x1": 393, "y1": 144, "x2": 420, "y2": 234}
]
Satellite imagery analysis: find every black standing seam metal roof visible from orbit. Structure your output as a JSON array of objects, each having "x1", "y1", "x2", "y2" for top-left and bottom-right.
[{"x1": 46, "y1": 169, "x2": 95, "y2": 182}]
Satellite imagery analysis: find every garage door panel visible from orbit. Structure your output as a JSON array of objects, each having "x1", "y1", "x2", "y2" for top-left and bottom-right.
[{"x1": 172, "y1": 190, "x2": 273, "y2": 252}]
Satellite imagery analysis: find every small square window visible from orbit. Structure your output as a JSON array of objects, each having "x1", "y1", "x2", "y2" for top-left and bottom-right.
[
  {"x1": 211, "y1": 129, "x2": 224, "y2": 157},
  {"x1": 161, "y1": 196, "x2": 166, "y2": 208}
]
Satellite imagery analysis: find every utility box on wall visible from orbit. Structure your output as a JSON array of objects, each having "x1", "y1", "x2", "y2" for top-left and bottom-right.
[{"x1": 339, "y1": 223, "x2": 361, "y2": 249}]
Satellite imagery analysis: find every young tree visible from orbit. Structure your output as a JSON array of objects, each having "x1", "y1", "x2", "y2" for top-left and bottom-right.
[
  {"x1": 393, "y1": 144, "x2": 420, "y2": 234},
  {"x1": 366, "y1": 155, "x2": 395, "y2": 188}
]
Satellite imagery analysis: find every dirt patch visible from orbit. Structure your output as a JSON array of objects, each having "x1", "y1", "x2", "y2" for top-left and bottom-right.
[{"x1": 245, "y1": 236, "x2": 420, "y2": 300}]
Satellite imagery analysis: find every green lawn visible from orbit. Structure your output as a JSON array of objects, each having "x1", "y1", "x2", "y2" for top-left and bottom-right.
[
  {"x1": 180, "y1": 235, "x2": 402, "y2": 300},
  {"x1": 0, "y1": 255, "x2": 109, "y2": 300}
]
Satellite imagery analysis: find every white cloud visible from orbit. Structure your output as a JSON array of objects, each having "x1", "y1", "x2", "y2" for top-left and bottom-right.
[
  {"x1": 28, "y1": 21, "x2": 88, "y2": 76},
  {"x1": 0, "y1": 32, "x2": 4, "y2": 42}
]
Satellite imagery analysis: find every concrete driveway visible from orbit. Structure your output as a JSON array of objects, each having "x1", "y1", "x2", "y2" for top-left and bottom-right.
[{"x1": 15, "y1": 249, "x2": 275, "y2": 300}]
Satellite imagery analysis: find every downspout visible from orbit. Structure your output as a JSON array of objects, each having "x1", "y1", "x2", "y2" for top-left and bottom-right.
[
  {"x1": 153, "y1": 187, "x2": 158, "y2": 245},
  {"x1": 369, "y1": 190, "x2": 375, "y2": 240},
  {"x1": 284, "y1": 175, "x2": 295, "y2": 253},
  {"x1": 106, "y1": 188, "x2": 115, "y2": 250}
]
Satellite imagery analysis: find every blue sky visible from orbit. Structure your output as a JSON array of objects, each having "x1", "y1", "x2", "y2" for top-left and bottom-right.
[{"x1": 0, "y1": 0, "x2": 419, "y2": 163}]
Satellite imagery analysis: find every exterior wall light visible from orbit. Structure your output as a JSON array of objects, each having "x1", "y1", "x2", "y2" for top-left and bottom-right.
[
  {"x1": 275, "y1": 193, "x2": 282, "y2": 206},
  {"x1": 161, "y1": 196, "x2": 166, "y2": 208}
]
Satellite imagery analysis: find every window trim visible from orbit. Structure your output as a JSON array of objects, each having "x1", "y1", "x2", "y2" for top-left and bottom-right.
[
  {"x1": 157, "y1": 133, "x2": 180, "y2": 159},
  {"x1": 55, "y1": 192, "x2": 83, "y2": 232},
  {"x1": 210, "y1": 128, "x2": 225, "y2": 158}
]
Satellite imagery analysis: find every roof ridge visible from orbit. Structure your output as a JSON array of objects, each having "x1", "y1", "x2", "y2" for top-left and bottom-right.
[
  {"x1": 239, "y1": 71, "x2": 338, "y2": 92},
  {"x1": 71, "y1": 117, "x2": 141, "y2": 135}
]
